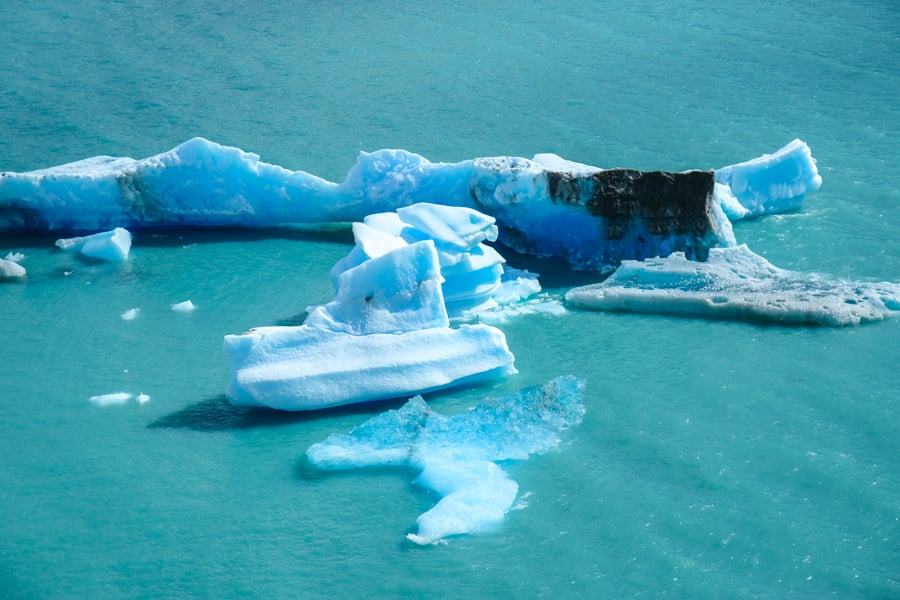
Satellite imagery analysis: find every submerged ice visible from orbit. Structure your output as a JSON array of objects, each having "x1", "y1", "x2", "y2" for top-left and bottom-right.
[
  {"x1": 306, "y1": 375, "x2": 585, "y2": 545},
  {"x1": 565, "y1": 245, "x2": 900, "y2": 326},
  {"x1": 0, "y1": 137, "x2": 819, "y2": 271},
  {"x1": 224, "y1": 204, "x2": 523, "y2": 410}
]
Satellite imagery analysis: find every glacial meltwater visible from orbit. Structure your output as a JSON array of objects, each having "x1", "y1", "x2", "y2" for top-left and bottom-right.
[{"x1": 1, "y1": 1, "x2": 897, "y2": 598}]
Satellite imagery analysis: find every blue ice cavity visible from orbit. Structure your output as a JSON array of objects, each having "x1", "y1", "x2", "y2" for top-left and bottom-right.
[
  {"x1": 55, "y1": 227, "x2": 132, "y2": 261},
  {"x1": 306, "y1": 375, "x2": 586, "y2": 545},
  {"x1": 565, "y1": 245, "x2": 900, "y2": 326},
  {"x1": 0, "y1": 138, "x2": 819, "y2": 270},
  {"x1": 224, "y1": 236, "x2": 517, "y2": 410}
]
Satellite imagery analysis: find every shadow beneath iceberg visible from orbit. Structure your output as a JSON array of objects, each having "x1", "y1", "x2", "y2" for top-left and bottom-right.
[
  {"x1": 148, "y1": 394, "x2": 409, "y2": 432},
  {"x1": 492, "y1": 242, "x2": 606, "y2": 289},
  {"x1": 134, "y1": 225, "x2": 354, "y2": 247}
]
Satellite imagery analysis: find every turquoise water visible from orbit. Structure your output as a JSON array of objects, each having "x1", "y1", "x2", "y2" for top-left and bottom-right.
[{"x1": 2, "y1": 1, "x2": 898, "y2": 598}]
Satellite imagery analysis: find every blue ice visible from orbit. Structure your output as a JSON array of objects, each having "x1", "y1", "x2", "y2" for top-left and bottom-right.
[
  {"x1": 55, "y1": 227, "x2": 132, "y2": 262},
  {"x1": 225, "y1": 206, "x2": 522, "y2": 410},
  {"x1": 0, "y1": 138, "x2": 818, "y2": 270},
  {"x1": 565, "y1": 245, "x2": 900, "y2": 326},
  {"x1": 306, "y1": 375, "x2": 586, "y2": 545}
]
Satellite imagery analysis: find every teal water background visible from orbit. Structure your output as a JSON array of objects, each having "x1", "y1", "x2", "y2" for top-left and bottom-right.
[{"x1": 2, "y1": 1, "x2": 898, "y2": 598}]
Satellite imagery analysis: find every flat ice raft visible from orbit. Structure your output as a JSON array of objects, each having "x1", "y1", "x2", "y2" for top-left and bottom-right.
[
  {"x1": 306, "y1": 375, "x2": 586, "y2": 545},
  {"x1": 565, "y1": 245, "x2": 900, "y2": 326},
  {"x1": 0, "y1": 137, "x2": 820, "y2": 270}
]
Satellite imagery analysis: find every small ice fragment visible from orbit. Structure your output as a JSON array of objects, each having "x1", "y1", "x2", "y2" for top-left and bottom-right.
[
  {"x1": 137, "y1": 393, "x2": 151, "y2": 404},
  {"x1": 4, "y1": 251, "x2": 25, "y2": 262},
  {"x1": 89, "y1": 392, "x2": 132, "y2": 407},
  {"x1": 121, "y1": 308, "x2": 140, "y2": 320},
  {"x1": 171, "y1": 300, "x2": 195, "y2": 312}
]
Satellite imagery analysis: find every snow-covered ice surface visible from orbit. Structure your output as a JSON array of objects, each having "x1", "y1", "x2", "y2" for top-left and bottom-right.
[
  {"x1": 0, "y1": 138, "x2": 818, "y2": 271},
  {"x1": 566, "y1": 245, "x2": 900, "y2": 326},
  {"x1": 306, "y1": 375, "x2": 585, "y2": 545}
]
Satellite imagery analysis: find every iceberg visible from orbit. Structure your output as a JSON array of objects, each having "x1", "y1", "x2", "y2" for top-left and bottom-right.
[
  {"x1": 0, "y1": 138, "x2": 819, "y2": 270},
  {"x1": 55, "y1": 227, "x2": 132, "y2": 261},
  {"x1": 306, "y1": 375, "x2": 586, "y2": 544},
  {"x1": 224, "y1": 232, "x2": 517, "y2": 410},
  {"x1": 565, "y1": 245, "x2": 900, "y2": 326}
]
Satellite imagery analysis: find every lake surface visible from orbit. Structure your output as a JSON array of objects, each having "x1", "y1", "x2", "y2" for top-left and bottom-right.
[{"x1": 2, "y1": 1, "x2": 898, "y2": 597}]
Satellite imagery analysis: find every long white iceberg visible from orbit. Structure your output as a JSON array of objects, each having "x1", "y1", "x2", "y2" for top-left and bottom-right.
[
  {"x1": 224, "y1": 232, "x2": 517, "y2": 410},
  {"x1": 565, "y1": 245, "x2": 900, "y2": 326},
  {"x1": 0, "y1": 138, "x2": 819, "y2": 270},
  {"x1": 306, "y1": 375, "x2": 586, "y2": 544}
]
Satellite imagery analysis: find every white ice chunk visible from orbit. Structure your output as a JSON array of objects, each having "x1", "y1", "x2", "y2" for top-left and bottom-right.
[
  {"x1": 305, "y1": 241, "x2": 448, "y2": 334},
  {"x1": 566, "y1": 245, "x2": 900, "y2": 326},
  {"x1": 89, "y1": 392, "x2": 133, "y2": 406},
  {"x1": 137, "y1": 393, "x2": 151, "y2": 404},
  {"x1": 715, "y1": 139, "x2": 822, "y2": 218},
  {"x1": 120, "y1": 308, "x2": 140, "y2": 320},
  {"x1": 492, "y1": 267, "x2": 542, "y2": 305},
  {"x1": 171, "y1": 300, "x2": 195, "y2": 312},
  {"x1": 224, "y1": 325, "x2": 516, "y2": 410},
  {"x1": 306, "y1": 376, "x2": 586, "y2": 544},
  {"x1": 0, "y1": 257, "x2": 26, "y2": 280},
  {"x1": 55, "y1": 227, "x2": 132, "y2": 261}
]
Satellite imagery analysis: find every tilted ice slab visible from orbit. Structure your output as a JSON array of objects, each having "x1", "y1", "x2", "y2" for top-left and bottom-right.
[
  {"x1": 306, "y1": 375, "x2": 585, "y2": 544},
  {"x1": 55, "y1": 227, "x2": 132, "y2": 261},
  {"x1": 0, "y1": 138, "x2": 819, "y2": 270},
  {"x1": 224, "y1": 240, "x2": 517, "y2": 410},
  {"x1": 565, "y1": 245, "x2": 900, "y2": 326}
]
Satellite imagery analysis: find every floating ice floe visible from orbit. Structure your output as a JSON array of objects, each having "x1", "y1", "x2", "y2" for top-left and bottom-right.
[
  {"x1": 565, "y1": 245, "x2": 900, "y2": 326},
  {"x1": 0, "y1": 138, "x2": 819, "y2": 271},
  {"x1": 0, "y1": 252, "x2": 26, "y2": 281},
  {"x1": 88, "y1": 392, "x2": 151, "y2": 406},
  {"x1": 224, "y1": 216, "x2": 519, "y2": 410},
  {"x1": 89, "y1": 392, "x2": 133, "y2": 407},
  {"x1": 306, "y1": 375, "x2": 585, "y2": 545},
  {"x1": 121, "y1": 308, "x2": 140, "y2": 320},
  {"x1": 55, "y1": 227, "x2": 132, "y2": 261},
  {"x1": 171, "y1": 300, "x2": 195, "y2": 313}
]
